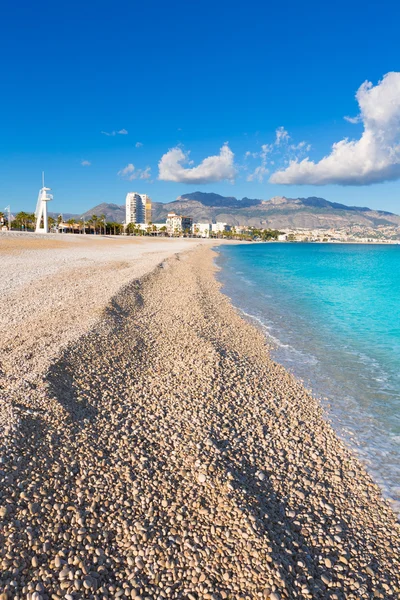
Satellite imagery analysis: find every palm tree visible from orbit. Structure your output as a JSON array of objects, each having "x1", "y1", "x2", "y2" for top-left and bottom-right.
[
  {"x1": 56, "y1": 214, "x2": 63, "y2": 232},
  {"x1": 78, "y1": 219, "x2": 85, "y2": 234},
  {"x1": 48, "y1": 216, "x2": 56, "y2": 232},
  {"x1": 14, "y1": 211, "x2": 31, "y2": 231},
  {"x1": 99, "y1": 214, "x2": 106, "y2": 235},
  {"x1": 108, "y1": 221, "x2": 117, "y2": 235},
  {"x1": 28, "y1": 213, "x2": 36, "y2": 230},
  {"x1": 125, "y1": 222, "x2": 137, "y2": 236},
  {"x1": 91, "y1": 214, "x2": 99, "y2": 234},
  {"x1": 66, "y1": 218, "x2": 75, "y2": 233}
]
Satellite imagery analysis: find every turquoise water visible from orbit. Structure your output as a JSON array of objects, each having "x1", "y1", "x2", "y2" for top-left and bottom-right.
[{"x1": 216, "y1": 243, "x2": 400, "y2": 511}]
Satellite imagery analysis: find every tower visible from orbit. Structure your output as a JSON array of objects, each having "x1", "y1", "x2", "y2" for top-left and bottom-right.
[
  {"x1": 125, "y1": 192, "x2": 146, "y2": 225},
  {"x1": 35, "y1": 173, "x2": 53, "y2": 233}
]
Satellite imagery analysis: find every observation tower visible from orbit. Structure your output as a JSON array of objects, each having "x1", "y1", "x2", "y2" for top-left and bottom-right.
[{"x1": 35, "y1": 173, "x2": 53, "y2": 233}]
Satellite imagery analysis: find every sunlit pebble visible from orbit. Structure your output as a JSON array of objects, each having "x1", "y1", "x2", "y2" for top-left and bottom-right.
[{"x1": 0, "y1": 247, "x2": 399, "y2": 598}]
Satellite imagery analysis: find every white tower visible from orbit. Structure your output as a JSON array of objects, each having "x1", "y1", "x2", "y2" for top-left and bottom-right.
[
  {"x1": 35, "y1": 173, "x2": 53, "y2": 233},
  {"x1": 125, "y1": 192, "x2": 145, "y2": 225}
]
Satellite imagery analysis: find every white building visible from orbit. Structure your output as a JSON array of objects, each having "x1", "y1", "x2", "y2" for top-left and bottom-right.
[
  {"x1": 193, "y1": 223, "x2": 212, "y2": 237},
  {"x1": 125, "y1": 193, "x2": 152, "y2": 225},
  {"x1": 166, "y1": 212, "x2": 193, "y2": 235},
  {"x1": 212, "y1": 222, "x2": 231, "y2": 234}
]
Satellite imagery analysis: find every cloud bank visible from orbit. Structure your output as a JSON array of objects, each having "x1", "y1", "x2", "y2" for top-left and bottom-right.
[
  {"x1": 118, "y1": 164, "x2": 151, "y2": 181},
  {"x1": 158, "y1": 144, "x2": 236, "y2": 184},
  {"x1": 270, "y1": 72, "x2": 400, "y2": 185}
]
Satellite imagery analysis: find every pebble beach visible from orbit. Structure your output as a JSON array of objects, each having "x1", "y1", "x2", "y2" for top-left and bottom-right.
[{"x1": 1, "y1": 235, "x2": 399, "y2": 600}]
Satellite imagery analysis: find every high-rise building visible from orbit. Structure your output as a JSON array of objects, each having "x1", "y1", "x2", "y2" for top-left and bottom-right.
[
  {"x1": 145, "y1": 196, "x2": 152, "y2": 224},
  {"x1": 125, "y1": 193, "x2": 152, "y2": 225}
]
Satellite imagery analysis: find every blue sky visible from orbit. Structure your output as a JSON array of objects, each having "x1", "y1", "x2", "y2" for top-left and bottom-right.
[{"x1": 1, "y1": 0, "x2": 400, "y2": 214}]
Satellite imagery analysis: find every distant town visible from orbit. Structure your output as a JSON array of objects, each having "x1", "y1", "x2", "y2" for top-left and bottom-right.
[{"x1": 1, "y1": 190, "x2": 400, "y2": 243}]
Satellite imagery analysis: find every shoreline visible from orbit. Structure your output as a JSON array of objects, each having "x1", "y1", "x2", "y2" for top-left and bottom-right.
[
  {"x1": 1, "y1": 242, "x2": 399, "y2": 598},
  {"x1": 213, "y1": 242, "x2": 400, "y2": 516}
]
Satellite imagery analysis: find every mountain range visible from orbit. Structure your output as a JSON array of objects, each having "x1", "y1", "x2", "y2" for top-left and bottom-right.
[{"x1": 52, "y1": 192, "x2": 400, "y2": 230}]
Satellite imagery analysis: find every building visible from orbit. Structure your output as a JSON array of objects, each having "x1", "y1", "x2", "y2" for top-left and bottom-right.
[
  {"x1": 136, "y1": 223, "x2": 167, "y2": 234},
  {"x1": 193, "y1": 223, "x2": 212, "y2": 237},
  {"x1": 125, "y1": 193, "x2": 152, "y2": 225},
  {"x1": 145, "y1": 196, "x2": 152, "y2": 224},
  {"x1": 166, "y1": 212, "x2": 193, "y2": 235},
  {"x1": 212, "y1": 222, "x2": 231, "y2": 234}
]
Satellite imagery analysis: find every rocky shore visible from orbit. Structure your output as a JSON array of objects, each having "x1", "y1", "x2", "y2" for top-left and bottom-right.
[{"x1": 1, "y1": 244, "x2": 399, "y2": 600}]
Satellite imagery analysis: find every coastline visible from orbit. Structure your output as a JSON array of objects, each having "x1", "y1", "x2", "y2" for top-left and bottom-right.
[
  {"x1": 1, "y1": 241, "x2": 399, "y2": 598},
  {"x1": 214, "y1": 241, "x2": 400, "y2": 515}
]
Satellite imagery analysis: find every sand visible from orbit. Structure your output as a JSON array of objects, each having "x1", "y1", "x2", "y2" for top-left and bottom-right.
[{"x1": 0, "y1": 235, "x2": 399, "y2": 599}]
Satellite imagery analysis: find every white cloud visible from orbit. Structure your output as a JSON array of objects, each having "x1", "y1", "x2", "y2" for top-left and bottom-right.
[
  {"x1": 118, "y1": 164, "x2": 135, "y2": 177},
  {"x1": 81, "y1": 160, "x2": 91, "y2": 166},
  {"x1": 275, "y1": 126, "x2": 290, "y2": 145},
  {"x1": 244, "y1": 151, "x2": 259, "y2": 159},
  {"x1": 158, "y1": 144, "x2": 236, "y2": 184},
  {"x1": 246, "y1": 132, "x2": 308, "y2": 183},
  {"x1": 118, "y1": 164, "x2": 151, "y2": 181},
  {"x1": 247, "y1": 144, "x2": 272, "y2": 182},
  {"x1": 135, "y1": 141, "x2": 143, "y2": 148},
  {"x1": 344, "y1": 115, "x2": 361, "y2": 124},
  {"x1": 270, "y1": 72, "x2": 400, "y2": 185},
  {"x1": 290, "y1": 141, "x2": 311, "y2": 151},
  {"x1": 139, "y1": 166, "x2": 151, "y2": 180},
  {"x1": 101, "y1": 129, "x2": 128, "y2": 136},
  {"x1": 247, "y1": 165, "x2": 269, "y2": 183}
]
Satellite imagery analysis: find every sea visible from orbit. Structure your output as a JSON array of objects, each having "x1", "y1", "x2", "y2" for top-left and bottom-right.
[{"x1": 216, "y1": 242, "x2": 400, "y2": 512}]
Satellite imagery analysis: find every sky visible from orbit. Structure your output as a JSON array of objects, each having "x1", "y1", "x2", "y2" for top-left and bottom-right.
[{"x1": 1, "y1": 0, "x2": 400, "y2": 214}]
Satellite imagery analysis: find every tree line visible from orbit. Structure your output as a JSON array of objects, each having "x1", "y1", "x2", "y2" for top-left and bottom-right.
[{"x1": 1, "y1": 211, "x2": 282, "y2": 241}]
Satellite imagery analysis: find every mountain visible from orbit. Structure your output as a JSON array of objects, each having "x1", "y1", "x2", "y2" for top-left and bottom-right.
[
  {"x1": 80, "y1": 203, "x2": 126, "y2": 222},
  {"x1": 173, "y1": 192, "x2": 262, "y2": 208},
  {"x1": 48, "y1": 212, "x2": 76, "y2": 221},
  {"x1": 48, "y1": 203, "x2": 125, "y2": 223},
  {"x1": 62, "y1": 193, "x2": 400, "y2": 230},
  {"x1": 150, "y1": 192, "x2": 400, "y2": 229}
]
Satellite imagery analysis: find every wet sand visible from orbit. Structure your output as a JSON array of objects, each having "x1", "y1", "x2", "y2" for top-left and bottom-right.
[{"x1": 0, "y1": 239, "x2": 399, "y2": 599}]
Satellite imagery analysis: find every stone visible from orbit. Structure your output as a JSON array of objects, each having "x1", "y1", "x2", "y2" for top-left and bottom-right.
[{"x1": 135, "y1": 557, "x2": 144, "y2": 569}]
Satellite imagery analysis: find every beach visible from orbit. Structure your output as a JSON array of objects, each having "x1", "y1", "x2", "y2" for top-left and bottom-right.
[{"x1": 0, "y1": 235, "x2": 399, "y2": 600}]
